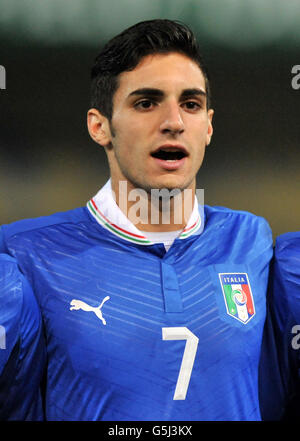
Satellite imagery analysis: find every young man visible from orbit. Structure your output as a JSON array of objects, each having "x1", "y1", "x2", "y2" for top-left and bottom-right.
[
  {"x1": 0, "y1": 19, "x2": 273, "y2": 420},
  {"x1": 259, "y1": 232, "x2": 300, "y2": 420},
  {"x1": 0, "y1": 254, "x2": 45, "y2": 420}
]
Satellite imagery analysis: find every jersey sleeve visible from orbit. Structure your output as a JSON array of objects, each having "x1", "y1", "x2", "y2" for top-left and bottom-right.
[
  {"x1": 259, "y1": 232, "x2": 300, "y2": 420},
  {"x1": 0, "y1": 254, "x2": 46, "y2": 420}
]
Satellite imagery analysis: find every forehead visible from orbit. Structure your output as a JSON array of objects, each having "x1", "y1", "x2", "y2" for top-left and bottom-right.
[{"x1": 115, "y1": 52, "x2": 206, "y2": 98}]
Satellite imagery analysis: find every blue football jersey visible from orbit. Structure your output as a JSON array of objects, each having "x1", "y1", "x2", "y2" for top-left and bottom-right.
[
  {"x1": 0, "y1": 253, "x2": 45, "y2": 420},
  {"x1": 0, "y1": 187, "x2": 273, "y2": 421},
  {"x1": 259, "y1": 232, "x2": 300, "y2": 420}
]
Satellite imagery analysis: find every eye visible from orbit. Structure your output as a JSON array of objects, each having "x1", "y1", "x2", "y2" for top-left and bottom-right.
[
  {"x1": 182, "y1": 101, "x2": 201, "y2": 111},
  {"x1": 134, "y1": 99, "x2": 156, "y2": 110}
]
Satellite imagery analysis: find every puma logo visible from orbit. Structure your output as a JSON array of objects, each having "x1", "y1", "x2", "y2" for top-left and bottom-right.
[{"x1": 70, "y1": 296, "x2": 110, "y2": 325}]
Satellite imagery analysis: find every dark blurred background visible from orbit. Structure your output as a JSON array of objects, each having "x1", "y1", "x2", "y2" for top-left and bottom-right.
[{"x1": 0, "y1": 0, "x2": 299, "y2": 240}]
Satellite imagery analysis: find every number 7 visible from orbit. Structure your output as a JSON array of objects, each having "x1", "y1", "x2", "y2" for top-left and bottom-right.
[{"x1": 162, "y1": 327, "x2": 199, "y2": 400}]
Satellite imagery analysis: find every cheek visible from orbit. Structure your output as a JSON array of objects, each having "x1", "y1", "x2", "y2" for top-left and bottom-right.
[
  {"x1": 194, "y1": 149, "x2": 205, "y2": 167},
  {"x1": 113, "y1": 135, "x2": 137, "y2": 167},
  {"x1": 113, "y1": 121, "x2": 142, "y2": 150},
  {"x1": 114, "y1": 130, "x2": 147, "y2": 162}
]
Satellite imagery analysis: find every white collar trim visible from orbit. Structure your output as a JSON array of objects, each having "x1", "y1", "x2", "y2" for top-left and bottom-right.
[{"x1": 87, "y1": 180, "x2": 203, "y2": 245}]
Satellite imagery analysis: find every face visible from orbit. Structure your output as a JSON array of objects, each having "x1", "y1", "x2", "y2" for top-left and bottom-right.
[{"x1": 88, "y1": 52, "x2": 214, "y2": 195}]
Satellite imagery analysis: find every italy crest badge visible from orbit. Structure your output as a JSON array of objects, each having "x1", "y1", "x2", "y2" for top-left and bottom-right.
[{"x1": 219, "y1": 273, "x2": 255, "y2": 324}]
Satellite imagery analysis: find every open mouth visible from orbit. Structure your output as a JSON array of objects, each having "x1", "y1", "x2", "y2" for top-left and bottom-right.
[{"x1": 151, "y1": 148, "x2": 188, "y2": 162}]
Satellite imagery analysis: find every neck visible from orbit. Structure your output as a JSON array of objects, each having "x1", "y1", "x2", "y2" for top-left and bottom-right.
[{"x1": 111, "y1": 179, "x2": 195, "y2": 233}]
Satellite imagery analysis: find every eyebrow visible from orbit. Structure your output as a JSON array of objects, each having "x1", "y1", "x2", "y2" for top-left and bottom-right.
[
  {"x1": 128, "y1": 88, "x2": 164, "y2": 98},
  {"x1": 181, "y1": 88, "x2": 207, "y2": 98},
  {"x1": 128, "y1": 87, "x2": 206, "y2": 99}
]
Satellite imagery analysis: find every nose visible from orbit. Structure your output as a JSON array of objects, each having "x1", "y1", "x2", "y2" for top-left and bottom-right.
[{"x1": 159, "y1": 101, "x2": 184, "y2": 135}]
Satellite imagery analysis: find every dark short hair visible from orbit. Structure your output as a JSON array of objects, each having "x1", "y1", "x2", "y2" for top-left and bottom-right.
[{"x1": 90, "y1": 19, "x2": 211, "y2": 120}]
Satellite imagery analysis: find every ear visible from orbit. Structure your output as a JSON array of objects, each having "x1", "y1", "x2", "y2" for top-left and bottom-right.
[
  {"x1": 206, "y1": 108, "x2": 214, "y2": 146},
  {"x1": 87, "y1": 108, "x2": 112, "y2": 146}
]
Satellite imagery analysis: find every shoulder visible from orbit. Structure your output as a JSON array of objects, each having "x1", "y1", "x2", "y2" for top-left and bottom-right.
[
  {"x1": 204, "y1": 204, "x2": 270, "y2": 223},
  {"x1": 0, "y1": 253, "x2": 45, "y2": 420},
  {"x1": 199, "y1": 206, "x2": 273, "y2": 264},
  {"x1": 0, "y1": 254, "x2": 31, "y2": 321},
  {"x1": 203, "y1": 205, "x2": 272, "y2": 238},
  {"x1": 0, "y1": 253, "x2": 41, "y2": 332},
  {"x1": 275, "y1": 231, "x2": 300, "y2": 257},
  {"x1": 0, "y1": 206, "x2": 89, "y2": 249},
  {"x1": 272, "y1": 233, "x2": 300, "y2": 319},
  {"x1": 0, "y1": 254, "x2": 30, "y2": 374},
  {"x1": 0, "y1": 253, "x2": 24, "y2": 298},
  {"x1": 273, "y1": 231, "x2": 300, "y2": 284},
  {"x1": 0, "y1": 253, "x2": 21, "y2": 273}
]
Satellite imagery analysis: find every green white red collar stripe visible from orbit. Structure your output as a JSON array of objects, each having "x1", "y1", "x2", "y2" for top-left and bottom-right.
[
  {"x1": 87, "y1": 198, "x2": 152, "y2": 245},
  {"x1": 179, "y1": 215, "x2": 202, "y2": 239},
  {"x1": 87, "y1": 180, "x2": 203, "y2": 245}
]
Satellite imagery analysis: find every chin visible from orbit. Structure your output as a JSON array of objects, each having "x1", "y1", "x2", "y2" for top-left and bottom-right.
[
  {"x1": 128, "y1": 174, "x2": 193, "y2": 195},
  {"x1": 153, "y1": 176, "x2": 192, "y2": 192}
]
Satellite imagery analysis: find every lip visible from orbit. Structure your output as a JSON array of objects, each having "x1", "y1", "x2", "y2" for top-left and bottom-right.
[
  {"x1": 150, "y1": 144, "x2": 188, "y2": 171},
  {"x1": 152, "y1": 156, "x2": 186, "y2": 170}
]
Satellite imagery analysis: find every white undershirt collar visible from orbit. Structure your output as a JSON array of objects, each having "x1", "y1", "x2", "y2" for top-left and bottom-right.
[{"x1": 87, "y1": 179, "x2": 203, "y2": 246}]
